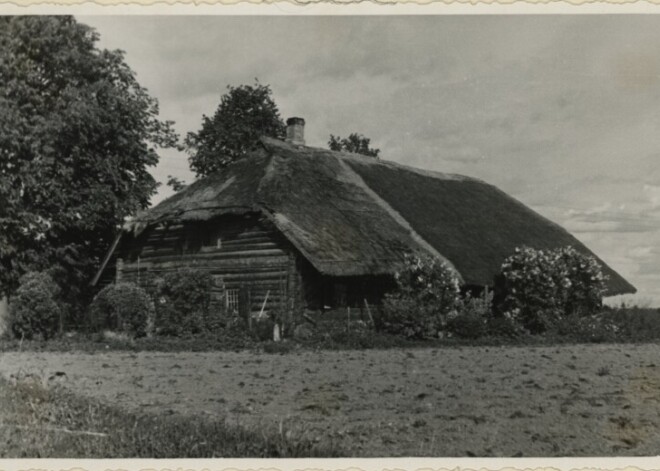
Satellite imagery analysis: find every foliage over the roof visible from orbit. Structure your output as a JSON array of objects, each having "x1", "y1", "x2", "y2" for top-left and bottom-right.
[{"x1": 128, "y1": 137, "x2": 635, "y2": 295}]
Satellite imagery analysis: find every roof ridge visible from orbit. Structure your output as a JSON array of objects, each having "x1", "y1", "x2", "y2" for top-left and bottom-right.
[
  {"x1": 260, "y1": 134, "x2": 483, "y2": 183},
  {"x1": 338, "y1": 152, "x2": 484, "y2": 183}
]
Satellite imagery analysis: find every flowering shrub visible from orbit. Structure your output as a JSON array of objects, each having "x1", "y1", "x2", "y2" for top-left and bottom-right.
[
  {"x1": 381, "y1": 254, "x2": 460, "y2": 339},
  {"x1": 557, "y1": 247, "x2": 608, "y2": 316},
  {"x1": 153, "y1": 268, "x2": 217, "y2": 336},
  {"x1": 497, "y1": 246, "x2": 608, "y2": 333},
  {"x1": 90, "y1": 282, "x2": 153, "y2": 338},
  {"x1": 9, "y1": 272, "x2": 61, "y2": 340}
]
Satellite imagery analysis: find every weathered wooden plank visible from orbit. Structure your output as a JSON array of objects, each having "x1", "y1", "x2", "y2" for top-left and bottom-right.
[
  {"x1": 216, "y1": 271, "x2": 287, "y2": 281},
  {"x1": 221, "y1": 236, "x2": 274, "y2": 246},
  {"x1": 224, "y1": 283, "x2": 287, "y2": 292},
  {"x1": 127, "y1": 254, "x2": 288, "y2": 267},
  {"x1": 140, "y1": 248, "x2": 179, "y2": 257},
  {"x1": 236, "y1": 230, "x2": 272, "y2": 239},
  {"x1": 146, "y1": 233, "x2": 183, "y2": 242},
  {"x1": 137, "y1": 249, "x2": 287, "y2": 263},
  {"x1": 199, "y1": 242, "x2": 278, "y2": 254},
  {"x1": 144, "y1": 236, "x2": 182, "y2": 244},
  {"x1": 123, "y1": 256, "x2": 290, "y2": 272},
  {"x1": 207, "y1": 265, "x2": 289, "y2": 274}
]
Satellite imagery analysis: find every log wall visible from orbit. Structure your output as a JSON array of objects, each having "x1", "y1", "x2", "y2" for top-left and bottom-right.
[{"x1": 118, "y1": 215, "x2": 299, "y2": 316}]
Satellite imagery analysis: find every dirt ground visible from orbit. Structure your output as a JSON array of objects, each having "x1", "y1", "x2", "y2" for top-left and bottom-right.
[{"x1": 2, "y1": 344, "x2": 660, "y2": 456}]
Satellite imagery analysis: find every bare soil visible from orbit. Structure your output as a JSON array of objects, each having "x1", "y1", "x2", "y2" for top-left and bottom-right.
[{"x1": 2, "y1": 344, "x2": 660, "y2": 456}]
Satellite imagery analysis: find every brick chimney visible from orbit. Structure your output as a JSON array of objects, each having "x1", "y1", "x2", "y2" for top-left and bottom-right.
[{"x1": 285, "y1": 117, "x2": 305, "y2": 146}]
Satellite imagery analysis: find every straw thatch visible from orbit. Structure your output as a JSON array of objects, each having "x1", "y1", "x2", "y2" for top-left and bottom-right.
[{"x1": 125, "y1": 136, "x2": 635, "y2": 296}]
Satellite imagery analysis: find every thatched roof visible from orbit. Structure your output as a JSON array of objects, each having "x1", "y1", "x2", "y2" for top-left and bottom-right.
[{"x1": 128, "y1": 136, "x2": 635, "y2": 295}]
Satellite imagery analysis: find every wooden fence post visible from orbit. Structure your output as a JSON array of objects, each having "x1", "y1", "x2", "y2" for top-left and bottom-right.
[{"x1": 364, "y1": 298, "x2": 375, "y2": 326}]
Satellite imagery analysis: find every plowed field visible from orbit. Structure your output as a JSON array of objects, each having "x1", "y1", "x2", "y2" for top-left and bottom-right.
[{"x1": 3, "y1": 344, "x2": 660, "y2": 456}]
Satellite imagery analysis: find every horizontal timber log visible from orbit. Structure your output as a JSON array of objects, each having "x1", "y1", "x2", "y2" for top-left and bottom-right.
[
  {"x1": 122, "y1": 257, "x2": 290, "y2": 272},
  {"x1": 145, "y1": 236, "x2": 181, "y2": 244},
  {"x1": 220, "y1": 271, "x2": 288, "y2": 280},
  {"x1": 212, "y1": 271, "x2": 287, "y2": 281},
  {"x1": 199, "y1": 242, "x2": 278, "y2": 254},
  {"x1": 128, "y1": 251, "x2": 288, "y2": 266},
  {"x1": 221, "y1": 237, "x2": 273, "y2": 246},
  {"x1": 140, "y1": 248, "x2": 178, "y2": 257},
  {"x1": 224, "y1": 283, "x2": 287, "y2": 291},
  {"x1": 207, "y1": 265, "x2": 289, "y2": 274},
  {"x1": 148, "y1": 248, "x2": 285, "y2": 261},
  {"x1": 236, "y1": 230, "x2": 271, "y2": 239},
  {"x1": 146, "y1": 233, "x2": 183, "y2": 242}
]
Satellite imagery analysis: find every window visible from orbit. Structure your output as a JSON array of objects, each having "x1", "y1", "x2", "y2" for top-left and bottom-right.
[{"x1": 225, "y1": 288, "x2": 239, "y2": 312}]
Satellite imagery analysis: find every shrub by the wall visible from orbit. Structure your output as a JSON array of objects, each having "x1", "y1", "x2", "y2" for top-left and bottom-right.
[
  {"x1": 447, "y1": 291, "x2": 493, "y2": 339},
  {"x1": 557, "y1": 246, "x2": 608, "y2": 316},
  {"x1": 154, "y1": 268, "x2": 217, "y2": 336},
  {"x1": 380, "y1": 254, "x2": 460, "y2": 339},
  {"x1": 9, "y1": 272, "x2": 61, "y2": 340},
  {"x1": 252, "y1": 317, "x2": 275, "y2": 341},
  {"x1": 599, "y1": 306, "x2": 660, "y2": 342},
  {"x1": 496, "y1": 247, "x2": 562, "y2": 333},
  {"x1": 497, "y1": 246, "x2": 607, "y2": 334},
  {"x1": 548, "y1": 313, "x2": 619, "y2": 343},
  {"x1": 90, "y1": 282, "x2": 153, "y2": 338}
]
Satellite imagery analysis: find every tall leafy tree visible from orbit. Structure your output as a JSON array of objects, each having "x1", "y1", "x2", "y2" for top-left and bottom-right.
[
  {"x1": 0, "y1": 16, "x2": 178, "y2": 309},
  {"x1": 166, "y1": 175, "x2": 187, "y2": 193},
  {"x1": 185, "y1": 81, "x2": 285, "y2": 177},
  {"x1": 328, "y1": 133, "x2": 380, "y2": 158}
]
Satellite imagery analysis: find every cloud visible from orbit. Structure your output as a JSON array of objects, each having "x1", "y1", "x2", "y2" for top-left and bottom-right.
[
  {"x1": 560, "y1": 202, "x2": 660, "y2": 234},
  {"x1": 644, "y1": 184, "x2": 660, "y2": 208},
  {"x1": 627, "y1": 246, "x2": 656, "y2": 260}
]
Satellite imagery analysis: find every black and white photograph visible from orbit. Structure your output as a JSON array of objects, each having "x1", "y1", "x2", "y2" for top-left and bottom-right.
[{"x1": 1, "y1": 13, "x2": 660, "y2": 458}]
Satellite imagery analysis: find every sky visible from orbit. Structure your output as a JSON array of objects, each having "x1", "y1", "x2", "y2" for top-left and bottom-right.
[{"x1": 79, "y1": 15, "x2": 660, "y2": 307}]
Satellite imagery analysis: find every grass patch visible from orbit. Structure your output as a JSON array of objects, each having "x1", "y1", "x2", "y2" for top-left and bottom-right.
[{"x1": 0, "y1": 376, "x2": 342, "y2": 458}]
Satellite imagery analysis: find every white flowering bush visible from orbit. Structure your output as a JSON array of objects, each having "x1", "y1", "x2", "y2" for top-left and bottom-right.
[
  {"x1": 381, "y1": 254, "x2": 461, "y2": 339},
  {"x1": 498, "y1": 246, "x2": 608, "y2": 333},
  {"x1": 556, "y1": 246, "x2": 608, "y2": 316}
]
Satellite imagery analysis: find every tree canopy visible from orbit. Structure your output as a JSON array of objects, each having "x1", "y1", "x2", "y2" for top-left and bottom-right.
[
  {"x1": 166, "y1": 175, "x2": 187, "y2": 193},
  {"x1": 0, "y1": 16, "x2": 178, "y2": 305},
  {"x1": 185, "y1": 81, "x2": 285, "y2": 177},
  {"x1": 328, "y1": 133, "x2": 380, "y2": 158}
]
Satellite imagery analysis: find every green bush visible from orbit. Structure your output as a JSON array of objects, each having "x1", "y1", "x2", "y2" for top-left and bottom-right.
[
  {"x1": 599, "y1": 306, "x2": 660, "y2": 342},
  {"x1": 447, "y1": 292, "x2": 492, "y2": 339},
  {"x1": 253, "y1": 317, "x2": 275, "y2": 341},
  {"x1": 485, "y1": 313, "x2": 525, "y2": 338},
  {"x1": 548, "y1": 313, "x2": 620, "y2": 343},
  {"x1": 262, "y1": 340, "x2": 295, "y2": 354},
  {"x1": 153, "y1": 268, "x2": 218, "y2": 336},
  {"x1": 380, "y1": 254, "x2": 460, "y2": 339},
  {"x1": 497, "y1": 246, "x2": 607, "y2": 334},
  {"x1": 90, "y1": 282, "x2": 153, "y2": 338},
  {"x1": 9, "y1": 272, "x2": 61, "y2": 340}
]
